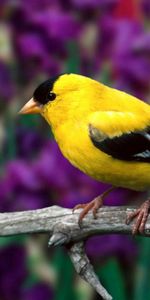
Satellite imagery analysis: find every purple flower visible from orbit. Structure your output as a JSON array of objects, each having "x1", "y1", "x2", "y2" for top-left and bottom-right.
[
  {"x1": 32, "y1": 9, "x2": 80, "y2": 41},
  {"x1": 0, "y1": 244, "x2": 54, "y2": 300},
  {"x1": 98, "y1": 16, "x2": 150, "y2": 98},
  {"x1": 86, "y1": 234, "x2": 137, "y2": 262},
  {"x1": 22, "y1": 283, "x2": 54, "y2": 300},
  {"x1": 11, "y1": 4, "x2": 80, "y2": 79},
  {"x1": 15, "y1": 127, "x2": 46, "y2": 159},
  {"x1": 0, "y1": 245, "x2": 27, "y2": 300},
  {"x1": 0, "y1": 157, "x2": 52, "y2": 212},
  {"x1": 112, "y1": 22, "x2": 150, "y2": 86},
  {"x1": 71, "y1": 0, "x2": 117, "y2": 10},
  {"x1": 14, "y1": 33, "x2": 59, "y2": 79},
  {"x1": 142, "y1": 0, "x2": 150, "y2": 18},
  {"x1": 6, "y1": 160, "x2": 41, "y2": 190}
]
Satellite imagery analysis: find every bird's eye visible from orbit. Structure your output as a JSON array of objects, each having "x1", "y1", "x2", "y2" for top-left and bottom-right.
[{"x1": 47, "y1": 92, "x2": 56, "y2": 101}]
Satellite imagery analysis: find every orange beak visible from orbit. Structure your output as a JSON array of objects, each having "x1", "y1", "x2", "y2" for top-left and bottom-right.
[{"x1": 19, "y1": 98, "x2": 42, "y2": 114}]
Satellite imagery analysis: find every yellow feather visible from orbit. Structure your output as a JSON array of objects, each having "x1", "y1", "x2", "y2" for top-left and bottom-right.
[
  {"x1": 40, "y1": 73, "x2": 150, "y2": 191},
  {"x1": 89, "y1": 111, "x2": 150, "y2": 138}
]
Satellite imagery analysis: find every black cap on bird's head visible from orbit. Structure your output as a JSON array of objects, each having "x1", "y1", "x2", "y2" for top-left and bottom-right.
[
  {"x1": 19, "y1": 74, "x2": 61, "y2": 114},
  {"x1": 33, "y1": 75, "x2": 60, "y2": 105}
]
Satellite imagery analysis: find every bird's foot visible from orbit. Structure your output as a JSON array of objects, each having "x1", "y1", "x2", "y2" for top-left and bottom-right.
[
  {"x1": 73, "y1": 186, "x2": 115, "y2": 226},
  {"x1": 73, "y1": 195, "x2": 103, "y2": 226},
  {"x1": 126, "y1": 199, "x2": 150, "y2": 235}
]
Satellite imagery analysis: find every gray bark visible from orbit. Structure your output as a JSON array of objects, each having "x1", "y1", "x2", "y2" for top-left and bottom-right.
[
  {"x1": 1, "y1": 206, "x2": 150, "y2": 237},
  {"x1": 0, "y1": 205, "x2": 149, "y2": 300}
]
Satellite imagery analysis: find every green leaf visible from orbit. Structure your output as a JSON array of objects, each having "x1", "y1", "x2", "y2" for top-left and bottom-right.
[
  {"x1": 99, "y1": 63, "x2": 111, "y2": 85},
  {"x1": 0, "y1": 235, "x2": 27, "y2": 248},
  {"x1": 5, "y1": 114, "x2": 17, "y2": 161},
  {"x1": 52, "y1": 248, "x2": 77, "y2": 300},
  {"x1": 133, "y1": 237, "x2": 150, "y2": 300},
  {"x1": 19, "y1": 114, "x2": 41, "y2": 129},
  {"x1": 97, "y1": 257, "x2": 127, "y2": 300},
  {"x1": 65, "y1": 41, "x2": 80, "y2": 74}
]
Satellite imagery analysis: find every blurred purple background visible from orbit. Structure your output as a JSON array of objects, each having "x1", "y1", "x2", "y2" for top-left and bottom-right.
[{"x1": 0, "y1": 0, "x2": 150, "y2": 299}]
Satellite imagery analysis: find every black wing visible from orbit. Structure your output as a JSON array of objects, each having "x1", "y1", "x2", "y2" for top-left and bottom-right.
[{"x1": 89, "y1": 124, "x2": 150, "y2": 162}]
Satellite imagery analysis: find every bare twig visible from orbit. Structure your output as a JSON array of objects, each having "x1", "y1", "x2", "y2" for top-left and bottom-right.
[
  {"x1": 0, "y1": 205, "x2": 150, "y2": 300},
  {"x1": 68, "y1": 242, "x2": 112, "y2": 300}
]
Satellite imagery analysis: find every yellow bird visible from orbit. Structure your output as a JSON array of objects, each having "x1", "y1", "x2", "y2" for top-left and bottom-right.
[{"x1": 19, "y1": 73, "x2": 150, "y2": 234}]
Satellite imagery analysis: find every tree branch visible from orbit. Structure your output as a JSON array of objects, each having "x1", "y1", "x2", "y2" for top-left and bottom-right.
[
  {"x1": 0, "y1": 205, "x2": 150, "y2": 238},
  {"x1": 0, "y1": 205, "x2": 150, "y2": 300}
]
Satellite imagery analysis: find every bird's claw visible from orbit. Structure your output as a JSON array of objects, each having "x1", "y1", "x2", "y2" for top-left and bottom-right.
[
  {"x1": 72, "y1": 187, "x2": 115, "y2": 226},
  {"x1": 126, "y1": 200, "x2": 150, "y2": 235},
  {"x1": 72, "y1": 196, "x2": 103, "y2": 226}
]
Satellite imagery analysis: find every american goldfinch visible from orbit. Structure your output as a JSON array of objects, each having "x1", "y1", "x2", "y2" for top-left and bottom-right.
[{"x1": 19, "y1": 73, "x2": 150, "y2": 234}]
